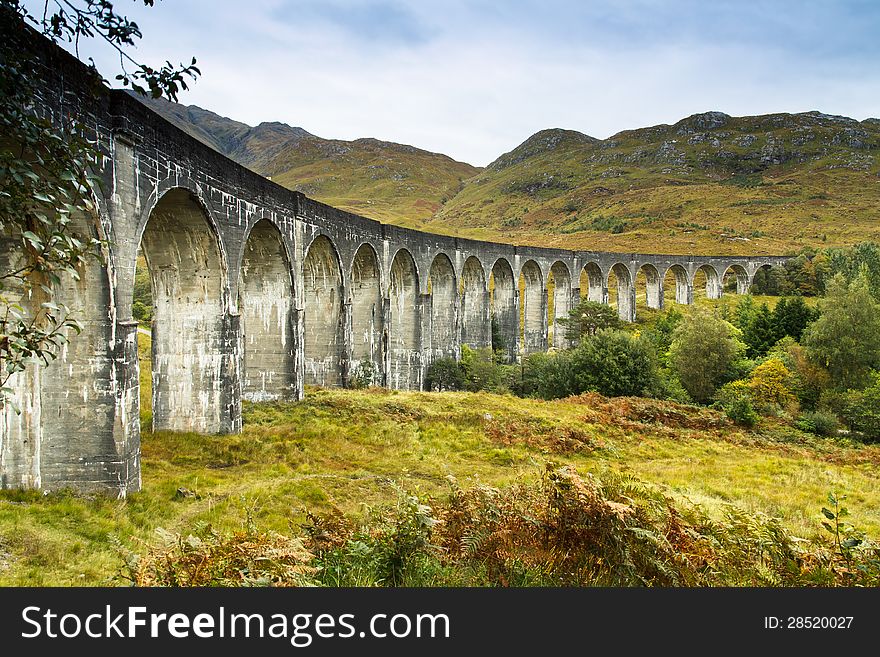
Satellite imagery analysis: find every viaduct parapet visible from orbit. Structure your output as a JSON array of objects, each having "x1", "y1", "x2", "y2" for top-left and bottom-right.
[{"x1": 0, "y1": 23, "x2": 789, "y2": 495}]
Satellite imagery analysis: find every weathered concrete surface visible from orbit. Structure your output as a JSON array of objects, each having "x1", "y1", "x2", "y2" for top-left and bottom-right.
[
  {"x1": 240, "y1": 220, "x2": 297, "y2": 401},
  {"x1": 0, "y1": 22, "x2": 790, "y2": 494}
]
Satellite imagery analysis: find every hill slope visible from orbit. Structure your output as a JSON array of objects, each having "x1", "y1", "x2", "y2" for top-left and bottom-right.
[
  {"x1": 428, "y1": 111, "x2": 880, "y2": 254},
  {"x1": 134, "y1": 93, "x2": 880, "y2": 254},
  {"x1": 133, "y1": 94, "x2": 480, "y2": 228}
]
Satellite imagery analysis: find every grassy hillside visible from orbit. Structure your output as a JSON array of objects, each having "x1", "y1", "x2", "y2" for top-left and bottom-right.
[
  {"x1": 0, "y1": 335, "x2": 877, "y2": 585},
  {"x1": 133, "y1": 94, "x2": 479, "y2": 228},
  {"x1": 429, "y1": 112, "x2": 880, "y2": 254},
  {"x1": 133, "y1": 95, "x2": 880, "y2": 254}
]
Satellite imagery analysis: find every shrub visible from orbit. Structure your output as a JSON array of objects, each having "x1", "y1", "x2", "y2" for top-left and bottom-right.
[
  {"x1": 746, "y1": 357, "x2": 797, "y2": 413},
  {"x1": 833, "y1": 373, "x2": 880, "y2": 442},
  {"x1": 350, "y1": 361, "x2": 378, "y2": 389},
  {"x1": 795, "y1": 411, "x2": 839, "y2": 436},
  {"x1": 572, "y1": 329, "x2": 657, "y2": 397},
  {"x1": 459, "y1": 345, "x2": 507, "y2": 393},
  {"x1": 518, "y1": 330, "x2": 657, "y2": 400},
  {"x1": 715, "y1": 381, "x2": 759, "y2": 427},
  {"x1": 425, "y1": 358, "x2": 465, "y2": 392},
  {"x1": 121, "y1": 524, "x2": 317, "y2": 586}
]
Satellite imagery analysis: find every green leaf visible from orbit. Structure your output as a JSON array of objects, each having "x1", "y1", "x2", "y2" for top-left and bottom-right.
[
  {"x1": 821, "y1": 507, "x2": 836, "y2": 520},
  {"x1": 821, "y1": 521, "x2": 834, "y2": 534}
]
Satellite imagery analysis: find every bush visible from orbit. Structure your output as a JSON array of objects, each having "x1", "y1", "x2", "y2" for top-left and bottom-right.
[
  {"x1": 425, "y1": 358, "x2": 465, "y2": 392},
  {"x1": 795, "y1": 411, "x2": 839, "y2": 436},
  {"x1": 121, "y1": 524, "x2": 317, "y2": 586},
  {"x1": 350, "y1": 361, "x2": 378, "y2": 389},
  {"x1": 833, "y1": 373, "x2": 880, "y2": 442},
  {"x1": 715, "y1": 381, "x2": 759, "y2": 427},
  {"x1": 518, "y1": 330, "x2": 657, "y2": 400},
  {"x1": 459, "y1": 345, "x2": 508, "y2": 393},
  {"x1": 572, "y1": 329, "x2": 658, "y2": 397},
  {"x1": 746, "y1": 357, "x2": 797, "y2": 413},
  {"x1": 132, "y1": 300, "x2": 151, "y2": 322}
]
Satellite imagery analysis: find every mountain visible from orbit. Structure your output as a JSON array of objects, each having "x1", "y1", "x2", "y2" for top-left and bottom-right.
[
  {"x1": 133, "y1": 92, "x2": 880, "y2": 255},
  {"x1": 131, "y1": 94, "x2": 480, "y2": 229},
  {"x1": 427, "y1": 111, "x2": 880, "y2": 254}
]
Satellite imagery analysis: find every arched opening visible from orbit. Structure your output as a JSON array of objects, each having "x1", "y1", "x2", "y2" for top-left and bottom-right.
[
  {"x1": 580, "y1": 262, "x2": 605, "y2": 303},
  {"x1": 239, "y1": 220, "x2": 295, "y2": 401},
  {"x1": 388, "y1": 249, "x2": 420, "y2": 390},
  {"x1": 490, "y1": 258, "x2": 517, "y2": 363},
  {"x1": 549, "y1": 261, "x2": 572, "y2": 348},
  {"x1": 519, "y1": 260, "x2": 545, "y2": 354},
  {"x1": 303, "y1": 235, "x2": 344, "y2": 387},
  {"x1": 428, "y1": 253, "x2": 457, "y2": 362},
  {"x1": 723, "y1": 264, "x2": 750, "y2": 295},
  {"x1": 638, "y1": 263, "x2": 662, "y2": 310},
  {"x1": 460, "y1": 256, "x2": 489, "y2": 349},
  {"x1": 663, "y1": 264, "x2": 691, "y2": 305},
  {"x1": 608, "y1": 263, "x2": 635, "y2": 322},
  {"x1": 1, "y1": 204, "x2": 126, "y2": 491},
  {"x1": 750, "y1": 264, "x2": 785, "y2": 295},
  {"x1": 350, "y1": 244, "x2": 383, "y2": 387},
  {"x1": 693, "y1": 264, "x2": 722, "y2": 300},
  {"x1": 141, "y1": 188, "x2": 228, "y2": 433}
]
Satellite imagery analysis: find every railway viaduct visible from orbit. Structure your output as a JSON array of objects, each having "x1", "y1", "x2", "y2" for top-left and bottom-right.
[{"x1": 0, "y1": 23, "x2": 788, "y2": 495}]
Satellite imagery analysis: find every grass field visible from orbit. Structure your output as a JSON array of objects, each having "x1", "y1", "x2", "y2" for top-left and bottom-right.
[{"x1": 0, "y1": 329, "x2": 877, "y2": 585}]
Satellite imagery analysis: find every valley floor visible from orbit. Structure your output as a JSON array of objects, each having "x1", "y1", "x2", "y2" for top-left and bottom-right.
[{"x1": 1, "y1": 386, "x2": 878, "y2": 585}]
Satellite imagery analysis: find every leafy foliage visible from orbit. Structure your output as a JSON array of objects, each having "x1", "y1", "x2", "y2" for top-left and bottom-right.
[
  {"x1": 803, "y1": 271, "x2": 880, "y2": 390},
  {"x1": 425, "y1": 357, "x2": 465, "y2": 392},
  {"x1": 556, "y1": 298, "x2": 622, "y2": 343},
  {"x1": 0, "y1": 1, "x2": 199, "y2": 407},
  {"x1": 669, "y1": 309, "x2": 744, "y2": 403},
  {"x1": 519, "y1": 329, "x2": 657, "y2": 400}
]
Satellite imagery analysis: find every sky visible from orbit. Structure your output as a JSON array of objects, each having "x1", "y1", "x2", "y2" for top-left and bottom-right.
[{"x1": 24, "y1": 0, "x2": 880, "y2": 166}]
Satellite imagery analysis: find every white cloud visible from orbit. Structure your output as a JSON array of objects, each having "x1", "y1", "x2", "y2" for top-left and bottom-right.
[{"x1": 22, "y1": 0, "x2": 880, "y2": 166}]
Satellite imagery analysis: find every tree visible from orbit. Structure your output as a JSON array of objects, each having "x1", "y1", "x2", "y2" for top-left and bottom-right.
[
  {"x1": 803, "y1": 271, "x2": 880, "y2": 390},
  {"x1": 771, "y1": 296, "x2": 817, "y2": 342},
  {"x1": 571, "y1": 329, "x2": 657, "y2": 397},
  {"x1": 425, "y1": 358, "x2": 465, "y2": 392},
  {"x1": 741, "y1": 303, "x2": 780, "y2": 358},
  {"x1": 668, "y1": 309, "x2": 744, "y2": 403},
  {"x1": 556, "y1": 298, "x2": 622, "y2": 343},
  {"x1": 1, "y1": 1, "x2": 199, "y2": 407},
  {"x1": 746, "y1": 357, "x2": 796, "y2": 412}
]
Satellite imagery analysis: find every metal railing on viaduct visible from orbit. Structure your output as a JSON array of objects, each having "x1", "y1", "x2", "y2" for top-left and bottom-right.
[{"x1": 0, "y1": 24, "x2": 789, "y2": 495}]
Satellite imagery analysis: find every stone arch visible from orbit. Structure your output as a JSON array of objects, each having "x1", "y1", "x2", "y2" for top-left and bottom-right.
[
  {"x1": 750, "y1": 263, "x2": 785, "y2": 295},
  {"x1": 140, "y1": 187, "x2": 231, "y2": 434},
  {"x1": 460, "y1": 256, "x2": 489, "y2": 349},
  {"x1": 693, "y1": 264, "x2": 722, "y2": 300},
  {"x1": 664, "y1": 264, "x2": 691, "y2": 304},
  {"x1": 239, "y1": 219, "x2": 296, "y2": 401},
  {"x1": 428, "y1": 253, "x2": 457, "y2": 362},
  {"x1": 388, "y1": 249, "x2": 421, "y2": 389},
  {"x1": 549, "y1": 261, "x2": 572, "y2": 349},
  {"x1": 490, "y1": 257, "x2": 517, "y2": 363},
  {"x1": 303, "y1": 235, "x2": 345, "y2": 387},
  {"x1": 723, "y1": 264, "x2": 750, "y2": 295},
  {"x1": 519, "y1": 259, "x2": 546, "y2": 354},
  {"x1": 638, "y1": 263, "x2": 663, "y2": 310},
  {"x1": 580, "y1": 262, "x2": 606, "y2": 303},
  {"x1": 349, "y1": 243, "x2": 383, "y2": 386},
  {"x1": 608, "y1": 263, "x2": 635, "y2": 322},
  {"x1": 0, "y1": 198, "x2": 133, "y2": 491}
]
